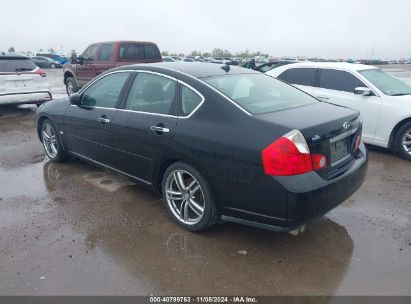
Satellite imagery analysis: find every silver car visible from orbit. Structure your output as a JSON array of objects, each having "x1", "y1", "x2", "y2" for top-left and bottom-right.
[{"x1": 0, "y1": 54, "x2": 52, "y2": 105}]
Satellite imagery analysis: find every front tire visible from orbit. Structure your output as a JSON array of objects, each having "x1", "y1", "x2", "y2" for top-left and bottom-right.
[
  {"x1": 66, "y1": 77, "x2": 78, "y2": 96},
  {"x1": 394, "y1": 121, "x2": 411, "y2": 161},
  {"x1": 41, "y1": 119, "x2": 66, "y2": 162},
  {"x1": 162, "y1": 162, "x2": 218, "y2": 231}
]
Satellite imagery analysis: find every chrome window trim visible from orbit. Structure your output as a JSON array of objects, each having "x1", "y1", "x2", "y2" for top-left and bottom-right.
[
  {"x1": 177, "y1": 80, "x2": 205, "y2": 119},
  {"x1": 329, "y1": 128, "x2": 358, "y2": 143}
]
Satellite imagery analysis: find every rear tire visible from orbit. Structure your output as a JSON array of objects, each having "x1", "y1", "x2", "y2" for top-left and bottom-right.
[
  {"x1": 66, "y1": 77, "x2": 78, "y2": 96},
  {"x1": 394, "y1": 121, "x2": 411, "y2": 161},
  {"x1": 162, "y1": 162, "x2": 218, "y2": 231},
  {"x1": 40, "y1": 119, "x2": 66, "y2": 162}
]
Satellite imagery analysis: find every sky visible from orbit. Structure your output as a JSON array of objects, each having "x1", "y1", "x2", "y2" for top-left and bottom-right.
[{"x1": 1, "y1": 0, "x2": 410, "y2": 59}]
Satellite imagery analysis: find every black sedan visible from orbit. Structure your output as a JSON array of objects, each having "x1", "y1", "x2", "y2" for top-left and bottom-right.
[{"x1": 36, "y1": 62, "x2": 368, "y2": 232}]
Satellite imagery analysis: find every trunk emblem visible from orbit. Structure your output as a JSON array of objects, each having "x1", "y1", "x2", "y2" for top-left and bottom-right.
[
  {"x1": 343, "y1": 122, "x2": 350, "y2": 129},
  {"x1": 312, "y1": 134, "x2": 321, "y2": 141}
]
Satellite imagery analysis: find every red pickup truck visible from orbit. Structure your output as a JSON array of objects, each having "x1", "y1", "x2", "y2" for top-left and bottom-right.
[{"x1": 63, "y1": 41, "x2": 162, "y2": 95}]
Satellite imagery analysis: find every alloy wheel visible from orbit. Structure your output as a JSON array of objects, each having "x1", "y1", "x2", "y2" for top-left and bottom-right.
[
  {"x1": 402, "y1": 128, "x2": 411, "y2": 156},
  {"x1": 67, "y1": 82, "x2": 74, "y2": 96},
  {"x1": 42, "y1": 122, "x2": 58, "y2": 158},
  {"x1": 165, "y1": 170, "x2": 205, "y2": 225}
]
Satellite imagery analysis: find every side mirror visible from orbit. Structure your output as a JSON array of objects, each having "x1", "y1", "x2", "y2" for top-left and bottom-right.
[
  {"x1": 76, "y1": 56, "x2": 84, "y2": 65},
  {"x1": 354, "y1": 87, "x2": 373, "y2": 96},
  {"x1": 69, "y1": 93, "x2": 81, "y2": 105}
]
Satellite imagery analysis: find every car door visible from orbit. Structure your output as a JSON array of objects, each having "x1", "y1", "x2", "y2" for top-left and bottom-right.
[
  {"x1": 107, "y1": 71, "x2": 178, "y2": 182},
  {"x1": 277, "y1": 67, "x2": 319, "y2": 97},
  {"x1": 95, "y1": 43, "x2": 114, "y2": 78},
  {"x1": 63, "y1": 71, "x2": 131, "y2": 164},
  {"x1": 76, "y1": 44, "x2": 99, "y2": 86},
  {"x1": 316, "y1": 69, "x2": 382, "y2": 141}
]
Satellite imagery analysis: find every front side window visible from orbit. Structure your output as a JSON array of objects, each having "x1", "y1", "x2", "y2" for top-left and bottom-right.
[
  {"x1": 98, "y1": 44, "x2": 113, "y2": 62},
  {"x1": 359, "y1": 68, "x2": 411, "y2": 96},
  {"x1": 125, "y1": 73, "x2": 176, "y2": 115},
  {"x1": 319, "y1": 69, "x2": 365, "y2": 93},
  {"x1": 278, "y1": 68, "x2": 317, "y2": 87},
  {"x1": 82, "y1": 45, "x2": 99, "y2": 61},
  {"x1": 203, "y1": 73, "x2": 318, "y2": 115},
  {"x1": 181, "y1": 86, "x2": 202, "y2": 115},
  {"x1": 82, "y1": 72, "x2": 130, "y2": 108}
]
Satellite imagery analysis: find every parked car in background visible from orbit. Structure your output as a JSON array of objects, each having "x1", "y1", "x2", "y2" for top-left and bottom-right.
[
  {"x1": 162, "y1": 56, "x2": 177, "y2": 62},
  {"x1": 63, "y1": 40, "x2": 162, "y2": 95},
  {"x1": 252, "y1": 60, "x2": 297, "y2": 73},
  {"x1": 267, "y1": 62, "x2": 411, "y2": 160},
  {"x1": 182, "y1": 57, "x2": 195, "y2": 62},
  {"x1": 37, "y1": 62, "x2": 367, "y2": 232},
  {"x1": 36, "y1": 54, "x2": 70, "y2": 65},
  {"x1": 31, "y1": 56, "x2": 62, "y2": 69},
  {"x1": 0, "y1": 54, "x2": 51, "y2": 105}
]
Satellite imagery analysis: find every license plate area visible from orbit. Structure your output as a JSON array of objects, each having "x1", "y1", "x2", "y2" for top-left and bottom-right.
[{"x1": 330, "y1": 138, "x2": 349, "y2": 164}]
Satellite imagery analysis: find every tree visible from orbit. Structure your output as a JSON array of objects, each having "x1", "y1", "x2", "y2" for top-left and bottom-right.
[
  {"x1": 8, "y1": 46, "x2": 15, "y2": 53},
  {"x1": 161, "y1": 50, "x2": 169, "y2": 56},
  {"x1": 48, "y1": 48, "x2": 56, "y2": 54}
]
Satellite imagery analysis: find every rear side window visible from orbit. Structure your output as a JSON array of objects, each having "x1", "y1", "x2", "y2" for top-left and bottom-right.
[
  {"x1": 319, "y1": 69, "x2": 365, "y2": 93},
  {"x1": 98, "y1": 44, "x2": 113, "y2": 62},
  {"x1": 145, "y1": 44, "x2": 161, "y2": 59},
  {"x1": 125, "y1": 73, "x2": 176, "y2": 115},
  {"x1": 82, "y1": 72, "x2": 130, "y2": 108},
  {"x1": 119, "y1": 43, "x2": 161, "y2": 60},
  {"x1": 82, "y1": 45, "x2": 99, "y2": 61},
  {"x1": 278, "y1": 68, "x2": 317, "y2": 87},
  {"x1": 0, "y1": 58, "x2": 37, "y2": 72},
  {"x1": 181, "y1": 86, "x2": 202, "y2": 116}
]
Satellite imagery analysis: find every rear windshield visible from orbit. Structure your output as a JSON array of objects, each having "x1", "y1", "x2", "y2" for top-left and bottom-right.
[
  {"x1": 118, "y1": 43, "x2": 161, "y2": 61},
  {"x1": 0, "y1": 58, "x2": 37, "y2": 72},
  {"x1": 203, "y1": 74, "x2": 318, "y2": 114}
]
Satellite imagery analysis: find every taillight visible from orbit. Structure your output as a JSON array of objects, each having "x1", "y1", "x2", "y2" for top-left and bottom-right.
[
  {"x1": 262, "y1": 129, "x2": 327, "y2": 176},
  {"x1": 353, "y1": 132, "x2": 362, "y2": 151},
  {"x1": 34, "y1": 69, "x2": 47, "y2": 77}
]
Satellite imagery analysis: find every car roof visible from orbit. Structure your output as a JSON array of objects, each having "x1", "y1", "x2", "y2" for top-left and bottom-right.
[
  {"x1": 0, "y1": 53, "x2": 29, "y2": 59},
  {"x1": 278, "y1": 61, "x2": 377, "y2": 71},
  {"x1": 122, "y1": 62, "x2": 259, "y2": 78}
]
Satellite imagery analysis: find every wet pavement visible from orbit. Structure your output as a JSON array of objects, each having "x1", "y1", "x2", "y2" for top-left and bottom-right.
[{"x1": 0, "y1": 67, "x2": 411, "y2": 296}]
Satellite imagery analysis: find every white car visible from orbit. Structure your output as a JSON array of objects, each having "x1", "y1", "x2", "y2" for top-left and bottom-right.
[
  {"x1": 0, "y1": 54, "x2": 51, "y2": 105},
  {"x1": 266, "y1": 62, "x2": 411, "y2": 160}
]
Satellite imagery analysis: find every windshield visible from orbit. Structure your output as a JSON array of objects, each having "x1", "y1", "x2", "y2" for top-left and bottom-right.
[
  {"x1": 203, "y1": 73, "x2": 318, "y2": 114},
  {"x1": 359, "y1": 68, "x2": 411, "y2": 96}
]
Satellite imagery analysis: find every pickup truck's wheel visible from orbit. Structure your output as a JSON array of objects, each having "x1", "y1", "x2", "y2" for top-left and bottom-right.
[
  {"x1": 41, "y1": 119, "x2": 66, "y2": 162},
  {"x1": 66, "y1": 77, "x2": 78, "y2": 96},
  {"x1": 162, "y1": 162, "x2": 218, "y2": 231},
  {"x1": 395, "y1": 121, "x2": 411, "y2": 161}
]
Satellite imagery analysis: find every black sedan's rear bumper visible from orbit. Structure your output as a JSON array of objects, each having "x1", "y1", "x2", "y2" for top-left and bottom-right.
[{"x1": 220, "y1": 144, "x2": 368, "y2": 232}]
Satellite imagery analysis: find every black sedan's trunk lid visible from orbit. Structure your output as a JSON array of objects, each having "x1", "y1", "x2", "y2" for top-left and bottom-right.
[{"x1": 256, "y1": 102, "x2": 362, "y2": 179}]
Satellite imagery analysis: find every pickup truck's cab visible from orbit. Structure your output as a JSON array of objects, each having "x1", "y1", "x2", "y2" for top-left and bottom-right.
[{"x1": 63, "y1": 41, "x2": 162, "y2": 95}]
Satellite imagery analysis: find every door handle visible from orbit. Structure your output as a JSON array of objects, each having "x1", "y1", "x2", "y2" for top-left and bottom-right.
[
  {"x1": 98, "y1": 117, "x2": 110, "y2": 124},
  {"x1": 150, "y1": 126, "x2": 170, "y2": 133},
  {"x1": 317, "y1": 95, "x2": 330, "y2": 100}
]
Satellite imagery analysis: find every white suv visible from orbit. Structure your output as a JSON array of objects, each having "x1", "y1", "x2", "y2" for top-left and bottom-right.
[
  {"x1": 0, "y1": 54, "x2": 51, "y2": 106},
  {"x1": 266, "y1": 62, "x2": 411, "y2": 160}
]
